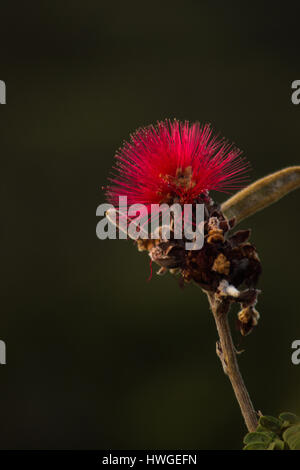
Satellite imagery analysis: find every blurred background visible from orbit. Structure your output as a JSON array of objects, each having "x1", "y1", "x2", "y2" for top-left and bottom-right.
[{"x1": 1, "y1": 1, "x2": 300, "y2": 450}]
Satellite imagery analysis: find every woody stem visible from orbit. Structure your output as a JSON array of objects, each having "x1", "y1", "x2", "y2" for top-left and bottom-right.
[{"x1": 207, "y1": 292, "x2": 258, "y2": 432}]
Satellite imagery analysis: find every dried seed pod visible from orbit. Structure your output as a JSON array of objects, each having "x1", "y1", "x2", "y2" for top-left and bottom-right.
[{"x1": 221, "y1": 166, "x2": 300, "y2": 225}]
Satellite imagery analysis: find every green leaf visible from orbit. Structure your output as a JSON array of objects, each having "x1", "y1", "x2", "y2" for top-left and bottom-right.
[
  {"x1": 255, "y1": 424, "x2": 267, "y2": 433},
  {"x1": 283, "y1": 424, "x2": 300, "y2": 450},
  {"x1": 221, "y1": 166, "x2": 300, "y2": 225},
  {"x1": 243, "y1": 442, "x2": 268, "y2": 450},
  {"x1": 243, "y1": 432, "x2": 273, "y2": 446},
  {"x1": 279, "y1": 412, "x2": 300, "y2": 426},
  {"x1": 272, "y1": 439, "x2": 285, "y2": 450},
  {"x1": 259, "y1": 415, "x2": 282, "y2": 434}
]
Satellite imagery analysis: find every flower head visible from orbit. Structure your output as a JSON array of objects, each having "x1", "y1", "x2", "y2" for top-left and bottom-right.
[
  {"x1": 106, "y1": 119, "x2": 249, "y2": 207},
  {"x1": 104, "y1": 119, "x2": 261, "y2": 325}
]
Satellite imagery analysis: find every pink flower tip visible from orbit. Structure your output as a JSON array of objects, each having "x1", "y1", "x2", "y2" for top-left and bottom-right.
[{"x1": 106, "y1": 119, "x2": 250, "y2": 207}]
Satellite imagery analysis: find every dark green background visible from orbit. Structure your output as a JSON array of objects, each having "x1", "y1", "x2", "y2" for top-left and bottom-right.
[{"x1": 1, "y1": 1, "x2": 300, "y2": 449}]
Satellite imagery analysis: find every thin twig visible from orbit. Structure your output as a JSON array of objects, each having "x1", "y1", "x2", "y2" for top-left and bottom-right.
[{"x1": 207, "y1": 292, "x2": 258, "y2": 432}]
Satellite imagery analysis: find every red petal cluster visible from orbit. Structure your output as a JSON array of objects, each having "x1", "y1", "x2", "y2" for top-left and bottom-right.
[{"x1": 106, "y1": 120, "x2": 249, "y2": 207}]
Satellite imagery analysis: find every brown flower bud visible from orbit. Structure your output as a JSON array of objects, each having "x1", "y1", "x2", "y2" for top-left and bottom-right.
[
  {"x1": 238, "y1": 306, "x2": 260, "y2": 336},
  {"x1": 212, "y1": 253, "x2": 230, "y2": 275}
]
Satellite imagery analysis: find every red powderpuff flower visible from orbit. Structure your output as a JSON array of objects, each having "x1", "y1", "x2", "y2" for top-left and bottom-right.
[{"x1": 106, "y1": 119, "x2": 249, "y2": 208}]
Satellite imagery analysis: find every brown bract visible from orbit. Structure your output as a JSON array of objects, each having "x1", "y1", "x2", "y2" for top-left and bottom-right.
[{"x1": 138, "y1": 195, "x2": 261, "y2": 335}]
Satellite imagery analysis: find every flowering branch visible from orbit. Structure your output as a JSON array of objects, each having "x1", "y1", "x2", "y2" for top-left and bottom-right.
[
  {"x1": 104, "y1": 119, "x2": 300, "y2": 448},
  {"x1": 207, "y1": 292, "x2": 258, "y2": 432}
]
